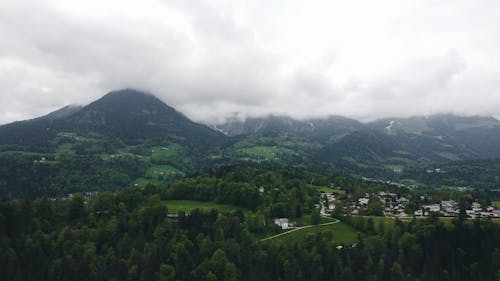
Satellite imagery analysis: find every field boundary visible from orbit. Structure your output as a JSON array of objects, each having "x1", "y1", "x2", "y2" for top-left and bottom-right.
[{"x1": 259, "y1": 219, "x2": 340, "y2": 242}]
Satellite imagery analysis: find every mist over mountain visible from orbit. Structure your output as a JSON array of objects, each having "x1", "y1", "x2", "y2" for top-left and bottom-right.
[
  {"x1": 1, "y1": 89, "x2": 500, "y2": 202},
  {"x1": 2, "y1": 89, "x2": 500, "y2": 162},
  {"x1": 213, "y1": 115, "x2": 364, "y2": 142},
  {"x1": 0, "y1": 89, "x2": 226, "y2": 149}
]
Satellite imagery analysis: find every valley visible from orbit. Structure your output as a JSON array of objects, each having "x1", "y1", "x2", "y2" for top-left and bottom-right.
[{"x1": 1, "y1": 89, "x2": 500, "y2": 280}]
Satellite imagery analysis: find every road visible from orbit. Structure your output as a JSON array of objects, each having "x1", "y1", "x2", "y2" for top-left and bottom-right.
[{"x1": 259, "y1": 219, "x2": 340, "y2": 242}]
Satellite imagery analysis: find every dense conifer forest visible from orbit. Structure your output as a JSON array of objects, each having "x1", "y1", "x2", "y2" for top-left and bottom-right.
[{"x1": 1, "y1": 166, "x2": 499, "y2": 281}]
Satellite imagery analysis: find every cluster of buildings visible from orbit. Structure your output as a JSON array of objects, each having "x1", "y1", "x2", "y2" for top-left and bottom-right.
[
  {"x1": 346, "y1": 194, "x2": 369, "y2": 215},
  {"x1": 61, "y1": 191, "x2": 99, "y2": 203},
  {"x1": 379, "y1": 192, "x2": 409, "y2": 217},
  {"x1": 33, "y1": 157, "x2": 48, "y2": 164},
  {"x1": 415, "y1": 200, "x2": 500, "y2": 218}
]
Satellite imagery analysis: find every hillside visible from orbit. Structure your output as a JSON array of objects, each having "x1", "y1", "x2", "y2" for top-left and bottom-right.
[
  {"x1": 0, "y1": 89, "x2": 227, "y2": 150},
  {"x1": 2, "y1": 90, "x2": 500, "y2": 198}
]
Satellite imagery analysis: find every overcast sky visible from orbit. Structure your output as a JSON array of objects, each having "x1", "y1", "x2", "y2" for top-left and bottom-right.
[{"x1": 1, "y1": 0, "x2": 500, "y2": 124}]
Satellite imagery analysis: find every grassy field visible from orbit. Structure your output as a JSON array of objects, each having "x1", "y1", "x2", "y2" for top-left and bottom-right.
[
  {"x1": 162, "y1": 200, "x2": 246, "y2": 214},
  {"x1": 56, "y1": 143, "x2": 76, "y2": 155},
  {"x1": 493, "y1": 201, "x2": 500, "y2": 209},
  {"x1": 0, "y1": 150, "x2": 45, "y2": 157},
  {"x1": 133, "y1": 165, "x2": 182, "y2": 186},
  {"x1": 384, "y1": 164, "x2": 403, "y2": 173},
  {"x1": 235, "y1": 146, "x2": 280, "y2": 160},
  {"x1": 145, "y1": 165, "x2": 180, "y2": 179},
  {"x1": 318, "y1": 186, "x2": 346, "y2": 194},
  {"x1": 134, "y1": 177, "x2": 163, "y2": 186},
  {"x1": 150, "y1": 144, "x2": 182, "y2": 162},
  {"x1": 275, "y1": 222, "x2": 359, "y2": 244},
  {"x1": 295, "y1": 214, "x2": 336, "y2": 225}
]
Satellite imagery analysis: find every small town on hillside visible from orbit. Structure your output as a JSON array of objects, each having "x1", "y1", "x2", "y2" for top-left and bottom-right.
[{"x1": 274, "y1": 178, "x2": 500, "y2": 230}]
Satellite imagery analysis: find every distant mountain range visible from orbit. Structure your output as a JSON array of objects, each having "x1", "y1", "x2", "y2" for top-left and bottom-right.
[
  {"x1": 2, "y1": 89, "x2": 500, "y2": 161},
  {"x1": 216, "y1": 113, "x2": 500, "y2": 162},
  {"x1": 2, "y1": 89, "x2": 500, "y2": 195}
]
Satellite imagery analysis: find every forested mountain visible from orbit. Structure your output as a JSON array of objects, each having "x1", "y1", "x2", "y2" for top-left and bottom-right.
[
  {"x1": 217, "y1": 114, "x2": 500, "y2": 161},
  {"x1": 0, "y1": 90, "x2": 229, "y2": 198},
  {"x1": 367, "y1": 114, "x2": 500, "y2": 159},
  {"x1": 214, "y1": 115, "x2": 363, "y2": 142},
  {"x1": 2, "y1": 89, "x2": 500, "y2": 198},
  {"x1": 0, "y1": 89, "x2": 227, "y2": 149}
]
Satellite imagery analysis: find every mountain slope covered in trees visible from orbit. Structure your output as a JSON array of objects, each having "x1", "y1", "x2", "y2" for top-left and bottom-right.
[{"x1": 2, "y1": 89, "x2": 500, "y2": 198}]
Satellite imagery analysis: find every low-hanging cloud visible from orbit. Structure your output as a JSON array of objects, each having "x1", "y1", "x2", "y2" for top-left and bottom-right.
[{"x1": 1, "y1": 0, "x2": 500, "y2": 125}]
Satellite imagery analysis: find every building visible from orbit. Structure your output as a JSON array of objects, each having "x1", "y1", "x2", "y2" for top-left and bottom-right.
[
  {"x1": 274, "y1": 218, "x2": 292, "y2": 230},
  {"x1": 423, "y1": 204, "x2": 440, "y2": 213},
  {"x1": 358, "y1": 198, "x2": 369, "y2": 205}
]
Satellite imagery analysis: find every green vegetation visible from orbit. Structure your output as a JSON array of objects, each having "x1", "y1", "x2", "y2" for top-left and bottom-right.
[
  {"x1": 318, "y1": 186, "x2": 346, "y2": 194},
  {"x1": 163, "y1": 200, "x2": 244, "y2": 214},
  {"x1": 134, "y1": 177, "x2": 163, "y2": 186},
  {"x1": 275, "y1": 222, "x2": 359, "y2": 244},
  {"x1": 3, "y1": 89, "x2": 500, "y2": 280},
  {"x1": 1, "y1": 187, "x2": 498, "y2": 281},
  {"x1": 146, "y1": 165, "x2": 180, "y2": 179},
  {"x1": 150, "y1": 144, "x2": 182, "y2": 162},
  {"x1": 384, "y1": 164, "x2": 403, "y2": 173},
  {"x1": 55, "y1": 143, "x2": 76, "y2": 155},
  {"x1": 295, "y1": 214, "x2": 335, "y2": 225}
]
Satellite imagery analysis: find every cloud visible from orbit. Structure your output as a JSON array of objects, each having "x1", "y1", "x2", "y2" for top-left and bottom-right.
[{"x1": 1, "y1": 0, "x2": 500, "y2": 125}]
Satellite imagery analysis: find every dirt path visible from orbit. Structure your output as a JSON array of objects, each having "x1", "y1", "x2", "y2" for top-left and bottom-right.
[{"x1": 259, "y1": 218, "x2": 339, "y2": 242}]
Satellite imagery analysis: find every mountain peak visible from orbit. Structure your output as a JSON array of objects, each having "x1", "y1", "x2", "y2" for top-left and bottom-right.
[
  {"x1": 95, "y1": 89, "x2": 165, "y2": 106},
  {"x1": 102, "y1": 88, "x2": 155, "y2": 99},
  {"x1": 83, "y1": 89, "x2": 178, "y2": 116},
  {"x1": 0, "y1": 89, "x2": 226, "y2": 147}
]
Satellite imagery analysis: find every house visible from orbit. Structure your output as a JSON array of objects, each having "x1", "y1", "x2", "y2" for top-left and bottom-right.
[
  {"x1": 466, "y1": 210, "x2": 476, "y2": 218},
  {"x1": 423, "y1": 204, "x2": 440, "y2": 213},
  {"x1": 493, "y1": 210, "x2": 500, "y2": 218},
  {"x1": 440, "y1": 200, "x2": 457, "y2": 215},
  {"x1": 358, "y1": 198, "x2": 369, "y2": 205},
  {"x1": 397, "y1": 197, "x2": 409, "y2": 204},
  {"x1": 167, "y1": 214, "x2": 180, "y2": 222},
  {"x1": 414, "y1": 210, "x2": 424, "y2": 216},
  {"x1": 274, "y1": 218, "x2": 291, "y2": 230}
]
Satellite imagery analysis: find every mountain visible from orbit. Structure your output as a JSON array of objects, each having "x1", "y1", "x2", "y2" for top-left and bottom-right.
[
  {"x1": 0, "y1": 89, "x2": 227, "y2": 149},
  {"x1": 214, "y1": 115, "x2": 363, "y2": 142},
  {"x1": 368, "y1": 114, "x2": 500, "y2": 136},
  {"x1": 215, "y1": 113, "x2": 500, "y2": 162},
  {"x1": 3, "y1": 93, "x2": 500, "y2": 197},
  {"x1": 367, "y1": 115, "x2": 500, "y2": 159},
  {"x1": 62, "y1": 89, "x2": 226, "y2": 146},
  {"x1": 40, "y1": 105, "x2": 83, "y2": 120}
]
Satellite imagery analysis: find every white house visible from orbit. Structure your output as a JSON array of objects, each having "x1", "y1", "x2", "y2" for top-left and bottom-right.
[
  {"x1": 274, "y1": 218, "x2": 291, "y2": 230},
  {"x1": 358, "y1": 198, "x2": 370, "y2": 205},
  {"x1": 423, "y1": 204, "x2": 440, "y2": 213}
]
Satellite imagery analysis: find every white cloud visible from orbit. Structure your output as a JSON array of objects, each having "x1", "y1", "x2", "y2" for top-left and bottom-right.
[{"x1": 1, "y1": 0, "x2": 500, "y2": 125}]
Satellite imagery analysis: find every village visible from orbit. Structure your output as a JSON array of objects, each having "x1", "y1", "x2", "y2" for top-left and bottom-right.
[
  {"x1": 275, "y1": 184, "x2": 500, "y2": 230},
  {"x1": 319, "y1": 188, "x2": 500, "y2": 219}
]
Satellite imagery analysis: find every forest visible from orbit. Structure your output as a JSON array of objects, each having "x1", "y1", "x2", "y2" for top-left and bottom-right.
[{"x1": 1, "y1": 166, "x2": 499, "y2": 281}]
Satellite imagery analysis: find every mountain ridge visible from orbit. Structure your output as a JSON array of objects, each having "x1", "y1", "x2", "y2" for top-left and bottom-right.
[
  {"x1": 0, "y1": 89, "x2": 227, "y2": 148},
  {"x1": 2, "y1": 88, "x2": 500, "y2": 162}
]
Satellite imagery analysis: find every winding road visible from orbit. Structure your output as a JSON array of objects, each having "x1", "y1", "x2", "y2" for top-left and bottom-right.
[{"x1": 259, "y1": 219, "x2": 340, "y2": 242}]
